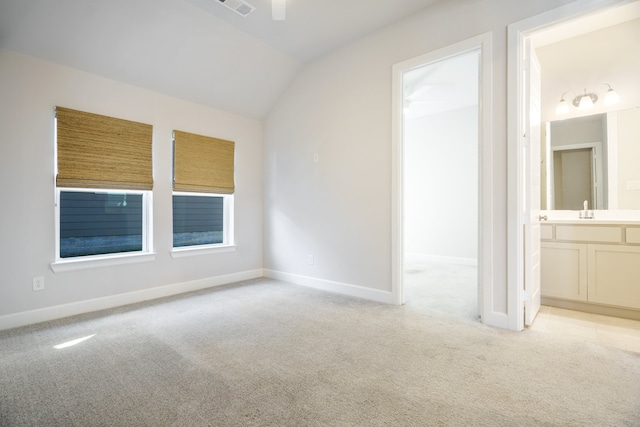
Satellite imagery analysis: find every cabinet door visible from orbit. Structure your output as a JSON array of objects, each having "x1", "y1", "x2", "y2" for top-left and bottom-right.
[
  {"x1": 541, "y1": 242, "x2": 588, "y2": 301},
  {"x1": 588, "y1": 245, "x2": 640, "y2": 309}
]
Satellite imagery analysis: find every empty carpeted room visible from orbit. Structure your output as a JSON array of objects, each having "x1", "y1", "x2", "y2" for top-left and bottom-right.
[{"x1": 1, "y1": 0, "x2": 640, "y2": 425}]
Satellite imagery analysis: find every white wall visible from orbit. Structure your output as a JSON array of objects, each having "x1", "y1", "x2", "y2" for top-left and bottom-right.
[
  {"x1": 0, "y1": 49, "x2": 263, "y2": 324},
  {"x1": 550, "y1": 115, "x2": 605, "y2": 148},
  {"x1": 537, "y1": 17, "x2": 640, "y2": 123},
  {"x1": 404, "y1": 106, "x2": 478, "y2": 262},
  {"x1": 616, "y1": 107, "x2": 640, "y2": 209},
  {"x1": 263, "y1": 0, "x2": 575, "y2": 312}
]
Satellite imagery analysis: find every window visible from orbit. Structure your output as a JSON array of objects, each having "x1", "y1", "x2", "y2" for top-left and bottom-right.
[
  {"x1": 172, "y1": 130, "x2": 235, "y2": 250},
  {"x1": 173, "y1": 193, "x2": 228, "y2": 247},
  {"x1": 58, "y1": 190, "x2": 149, "y2": 258},
  {"x1": 54, "y1": 107, "x2": 153, "y2": 263}
]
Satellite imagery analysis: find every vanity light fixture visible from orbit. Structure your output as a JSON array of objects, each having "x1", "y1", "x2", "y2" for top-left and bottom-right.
[
  {"x1": 576, "y1": 89, "x2": 597, "y2": 109},
  {"x1": 555, "y1": 83, "x2": 620, "y2": 115},
  {"x1": 555, "y1": 93, "x2": 571, "y2": 115},
  {"x1": 603, "y1": 83, "x2": 620, "y2": 105}
]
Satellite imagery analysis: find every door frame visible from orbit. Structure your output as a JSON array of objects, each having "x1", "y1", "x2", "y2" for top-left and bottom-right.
[
  {"x1": 507, "y1": 0, "x2": 631, "y2": 331},
  {"x1": 550, "y1": 142, "x2": 604, "y2": 209},
  {"x1": 391, "y1": 32, "x2": 497, "y2": 326}
]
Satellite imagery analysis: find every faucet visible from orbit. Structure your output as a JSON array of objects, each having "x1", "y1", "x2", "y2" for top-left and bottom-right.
[{"x1": 579, "y1": 200, "x2": 594, "y2": 219}]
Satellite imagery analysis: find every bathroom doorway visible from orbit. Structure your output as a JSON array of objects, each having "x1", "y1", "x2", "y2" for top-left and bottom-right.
[
  {"x1": 551, "y1": 145, "x2": 599, "y2": 210},
  {"x1": 508, "y1": 0, "x2": 640, "y2": 330},
  {"x1": 392, "y1": 33, "x2": 494, "y2": 324}
]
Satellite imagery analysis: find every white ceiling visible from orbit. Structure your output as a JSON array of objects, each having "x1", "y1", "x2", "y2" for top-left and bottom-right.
[
  {"x1": 187, "y1": 0, "x2": 442, "y2": 62},
  {"x1": 0, "y1": 0, "x2": 441, "y2": 119},
  {"x1": 532, "y1": 0, "x2": 640, "y2": 48}
]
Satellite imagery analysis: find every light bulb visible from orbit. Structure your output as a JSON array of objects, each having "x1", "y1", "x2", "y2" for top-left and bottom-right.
[
  {"x1": 605, "y1": 88, "x2": 620, "y2": 106},
  {"x1": 578, "y1": 94, "x2": 594, "y2": 109},
  {"x1": 556, "y1": 99, "x2": 569, "y2": 115}
]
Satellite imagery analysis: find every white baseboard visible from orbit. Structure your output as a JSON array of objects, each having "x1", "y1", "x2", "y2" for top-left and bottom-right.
[
  {"x1": 405, "y1": 252, "x2": 477, "y2": 266},
  {"x1": 264, "y1": 269, "x2": 395, "y2": 304},
  {"x1": 0, "y1": 269, "x2": 263, "y2": 331}
]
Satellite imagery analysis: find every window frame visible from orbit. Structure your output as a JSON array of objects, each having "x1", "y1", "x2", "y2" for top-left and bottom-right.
[
  {"x1": 51, "y1": 187, "x2": 155, "y2": 272},
  {"x1": 51, "y1": 108, "x2": 155, "y2": 272},
  {"x1": 170, "y1": 191, "x2": 235, "y2": 258}
]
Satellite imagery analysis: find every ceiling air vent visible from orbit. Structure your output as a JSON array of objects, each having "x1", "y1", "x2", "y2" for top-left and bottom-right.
[{"x1": 217, "y1": 0, "x2": 255, "y2": 17}]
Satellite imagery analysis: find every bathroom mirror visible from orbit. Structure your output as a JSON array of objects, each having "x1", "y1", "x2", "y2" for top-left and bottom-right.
[{"x1": 541, "y1": 107, "x2": 640, "y2": 211}]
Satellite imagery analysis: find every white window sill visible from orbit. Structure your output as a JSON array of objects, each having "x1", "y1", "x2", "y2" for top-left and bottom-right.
[
  {"x1": 171, "y1": 244, "x2": 237, "y2": 258},
  {"x1": 51, "y1": 252, "x2": 156, "y2": 273}
]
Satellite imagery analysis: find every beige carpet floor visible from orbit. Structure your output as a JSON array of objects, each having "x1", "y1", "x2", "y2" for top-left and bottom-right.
[{"x1": 1, "y1": 268, "x2": 639, "y2": 426}]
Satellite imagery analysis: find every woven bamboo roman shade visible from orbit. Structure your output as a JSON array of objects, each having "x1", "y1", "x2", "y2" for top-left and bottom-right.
[
  {"x1": 173, "y1": 130, "x2": 235, "y2": 194},
  {"x1": 56, "y1": 107, "x2": 153, "y2": 190}
]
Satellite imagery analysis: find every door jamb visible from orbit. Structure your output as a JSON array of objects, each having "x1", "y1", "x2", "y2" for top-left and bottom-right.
[{"x1": 391, "y1": 32, "x2": 495, "y2": 326}]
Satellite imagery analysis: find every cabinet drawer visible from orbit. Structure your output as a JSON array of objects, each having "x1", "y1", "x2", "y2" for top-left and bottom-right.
[
  {"x1": 556, "y1": 226, "x2": 621, "y2": 243},
  {"x1": 626, "y1": 228, "x2": 640, "y2": 244},
  {"x1": 541, "y1": 225, "x2": 553, "y2": 240}
]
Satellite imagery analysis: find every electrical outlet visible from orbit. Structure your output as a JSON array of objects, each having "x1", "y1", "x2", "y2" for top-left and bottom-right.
[
  {"x1": 626, "y1": 180, "x2": 640, "y2": 191},
  {"x1": 33, "y1": 276, "x2": 45, "y2": 291},
  {"x1": 308, "y1": 255, "x2": 314, "y2": 265}
]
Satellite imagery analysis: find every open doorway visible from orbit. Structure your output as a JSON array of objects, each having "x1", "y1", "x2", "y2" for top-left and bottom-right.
[
  {"x1": 546, "y1": 114, "x2": 606, "y2": 211},
  {"x1": 508, "y1": 0, "x2": 640, "y2": 330},
  {"x1": 551, "y1": 145, "x2": 600, "y2": 210},
  {"x1": 392, "y1": 33, "x2": 494, "y2": 325},
  {"x1": 402, "y1": 50, "x2": 480, "y2": 321}
]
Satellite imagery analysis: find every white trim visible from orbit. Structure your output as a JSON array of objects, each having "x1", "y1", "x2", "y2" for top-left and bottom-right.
[
  {"x1": 145, "y1": 191, "x2": 154, "y2": 253},
  {"x1": 54, "y1": 188, "x2": 154, "y2": 263},
  {"x1": 51, "y1": 252, "x2": 156, "y2": 273},
  {"x1": 225, "y1": 193, "x2": 235, "y2": 245},
  {"x1": 507, "y1": 0, "x2": 631, "y2": 332},
  {"x1": 264, "y1": 269, "x2": 395, "y2": 304},
  {"x1": 0, "y1": 269, "x2": 264, "y2": 331},
  {"x1": 171, "y1": 192, "x2": 235, "y2": 247},
  {"x1": 543, "y1": 122, "x2": 552, "y2": 210},
  {"x1": 391, "y1": 48, "x2": 405, "y2": 306},
  {"x1": 507, "y1": 13, "x2": 527, "y2": 332},
  {"x1": 477, "y1": 33, "x2": 495, "y2": 328},
  {"x1": 606, "y1": 111, "x2": 619, "y2": 209},
  {"x1": 391, "y1": 32, "x2": 494, "y2": 323},
  {"x1": 171, "y1": 244, "x2": 237, "y2": 258}
]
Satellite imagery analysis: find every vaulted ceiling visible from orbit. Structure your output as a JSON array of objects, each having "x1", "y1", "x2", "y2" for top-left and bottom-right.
[{"x1": 0, "y1": 0, "x2": 442, "y2": 119}]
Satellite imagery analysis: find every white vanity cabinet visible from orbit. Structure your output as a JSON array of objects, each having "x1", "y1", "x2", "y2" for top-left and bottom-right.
[
  {"x1": 541, "y1": 222, "x2": 640, "y2": 314},
  {"x1": 587, "y1": 244, "x2": 640, "y2": 309}
]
